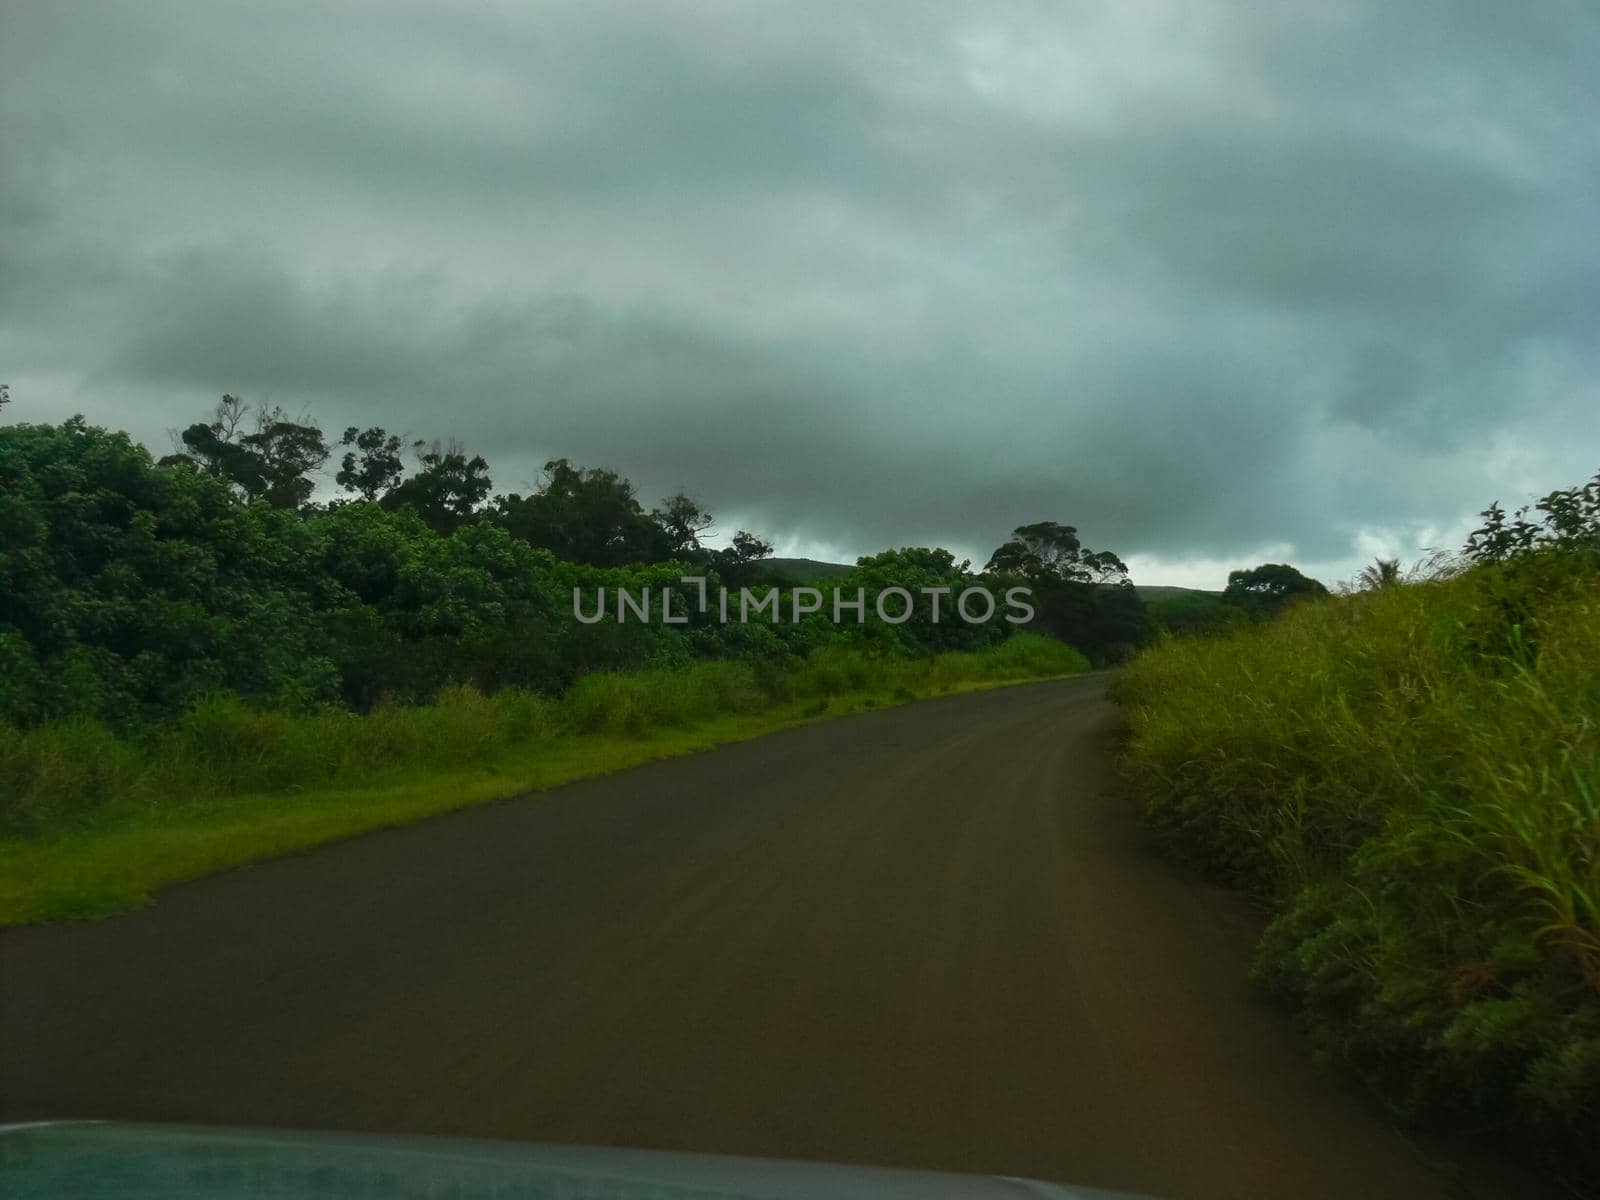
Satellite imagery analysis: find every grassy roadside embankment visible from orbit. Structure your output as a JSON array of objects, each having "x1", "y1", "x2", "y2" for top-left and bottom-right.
[
  {"x1": 0, "y1": 634, "x2": 1087, "y2": 926},
  {"x1": 1113, "y1": 551, "x2": 1599, "y2": 1188}
]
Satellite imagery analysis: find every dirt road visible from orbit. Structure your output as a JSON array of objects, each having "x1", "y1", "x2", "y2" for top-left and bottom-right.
[{"x1": 0, "y1": 677, "x2": 1546, "y2": 1198}]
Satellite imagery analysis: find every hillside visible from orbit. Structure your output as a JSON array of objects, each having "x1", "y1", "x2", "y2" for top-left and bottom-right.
[
  {"x1": 761, "y1": 557, "x2": 858, "y2": 582},
  {"x1": 1134, "y1": 585, "x2": 1221, "y2": 602}
]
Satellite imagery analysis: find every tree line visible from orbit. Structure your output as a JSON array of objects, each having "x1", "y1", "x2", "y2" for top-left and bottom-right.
[
  {"x1": 0, "y1": 399, "x2": 1155, "y2": 731},
  {"x1": 159, "y1": 395, "x2": 777, "y2": 578},
  {"x1": 3, "y1": 388, "x2": 1430, "y2": 732},
  {"x1": 152, "y1": 393, "x2": 1175, "y2": 664}
]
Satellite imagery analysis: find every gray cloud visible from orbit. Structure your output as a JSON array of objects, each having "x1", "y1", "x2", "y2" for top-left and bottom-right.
[{"x1": 2, "y1": 0, "x2": 1597, "y2": 586}]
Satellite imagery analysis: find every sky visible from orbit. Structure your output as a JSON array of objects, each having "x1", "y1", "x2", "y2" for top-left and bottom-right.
[{"x1": 2, "y1": 1, "x2": 1596, "y2": 589}]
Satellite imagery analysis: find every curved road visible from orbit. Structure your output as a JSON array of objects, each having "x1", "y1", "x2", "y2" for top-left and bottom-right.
[{"x1": 0, "y1": 677, "x2": 1547, "y2": 1198}]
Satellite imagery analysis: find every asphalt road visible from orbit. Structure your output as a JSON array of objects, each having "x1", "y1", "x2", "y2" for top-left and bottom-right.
[{"x1": 0, "y1": 677, "x2": 1551, "y2": 1199}]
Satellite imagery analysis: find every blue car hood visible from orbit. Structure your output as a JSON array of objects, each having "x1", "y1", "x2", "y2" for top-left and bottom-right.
[{"x1": 1, "y1": 1122, "x2": 1153, "y2": 1199}]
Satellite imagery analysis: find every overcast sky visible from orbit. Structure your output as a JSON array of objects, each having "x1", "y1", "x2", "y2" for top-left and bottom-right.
[{"x1": 3, "y1": 1, "x2": 1596, "y2": 587}]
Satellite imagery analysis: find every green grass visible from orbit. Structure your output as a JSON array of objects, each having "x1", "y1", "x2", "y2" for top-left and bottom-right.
[
  {"x1": 1112, "y1": 550, "x2": 1600, "y2": 1187},
  {"x1": 0, "y1": 634, "x2": 1088, "y2": 926}
]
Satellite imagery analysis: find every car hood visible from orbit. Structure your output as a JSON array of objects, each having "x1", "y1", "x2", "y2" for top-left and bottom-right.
[{"x1": 0, "y1": 1121, "x2": 1154, "y2": 1199}]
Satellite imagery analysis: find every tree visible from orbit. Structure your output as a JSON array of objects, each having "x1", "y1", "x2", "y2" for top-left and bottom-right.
[
  {"x1": 704, "y1": 529, "x2": 774, "y2": 586},
  {"x1": 728, "y1": 529, "x2": 773, "y2": 566},
  {"x1": 382, "y1": 439, "x2": 492, "y2": 535},
  {"x1": 984, "y1": 521, "x2": 1144, "y2": 663},
  {"x1": 240, "y1": 407, "x2": 329, "y2": 509},
  {"x1": 493, "y1": 458, "x2": 664, "y2": 565},
  {"x1": 163, "y1": 396, "x2": 328, "y2": 509},
  {"x1": 1222, "y1": 563, "x2": 1328, "y2": 618},
  {"x1": 164, "y1": 395, "x2": 263, "y2": 493},
  {"x1": 984, "y1": 521, "x2": 1129, "y2": 586},
  {"x1": 336, "y1": 426, "x2": 405, "y2": 502},
  {"x1": 652, "y1": 491, "x2": 715, "y2": 558},
  {"x1": 845, "y1": 547, "x2": 1001, "y2": 653},
  {"x1": 0, "y1": 417, "x2": 340, "y2": 728}
]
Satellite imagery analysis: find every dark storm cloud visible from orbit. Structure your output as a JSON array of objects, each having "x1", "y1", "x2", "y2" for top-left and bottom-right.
[{"x1": 3, "y1": 0, "x2": 1597, "y2": 584}]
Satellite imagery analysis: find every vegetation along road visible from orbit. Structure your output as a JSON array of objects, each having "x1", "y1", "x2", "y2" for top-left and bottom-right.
[{"x1": 0, "y1": 677, "x2": 1551, "y2": 1199}]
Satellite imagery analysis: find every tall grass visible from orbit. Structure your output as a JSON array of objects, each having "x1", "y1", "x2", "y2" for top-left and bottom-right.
[
  {"x1": 1114, "y1": 551, "x2": 1599, "y2": 1186},
  {"x1": 1, "y1": 685, "x2": 562, "y2": 835}
]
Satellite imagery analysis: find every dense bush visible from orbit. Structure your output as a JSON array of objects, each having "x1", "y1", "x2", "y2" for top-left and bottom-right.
[
  {"x1": 1145, "y1": 591, "x2": 1246, "y2": 637},
  {"x1": 1115, "y1": 549, "x2": 1600, "y2": 1186},
  {"x1": 0, "y1": 419, "x2": 1059, "y2": 729}
]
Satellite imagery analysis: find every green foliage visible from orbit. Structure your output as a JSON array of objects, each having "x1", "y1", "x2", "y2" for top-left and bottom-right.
[
  {"x1": 984, "y1": 520, "x2": 1128, "y2": 585},
  {"x1": 1115, "y1": 548, "x2": 1600, "y2": 1187},
  {"x1": 1147, "y1": 591, "x2": 1245, "y2": 637},
  {"x1": 4, "y1": 413, "x2": 1097, "y2": 735},
  {"x1": 1466, "y1": 469, "x2": 1600, "y2": 565},
  {"x1": 493, "y1": 457, "x2": 668, "y2": 566},
  {"x1": 982, "y1": 522, "x2": 1150, "y2": 665},
  {"x1": 650, "y1": 491, "x2": 716, "y2": 558},
  {"x1": 1039, "y1": 579, "x2": 1150, "y2": 666},
  {"x1": 164, "y1": 395, "x2": 330, "y2": 509},
  {"x1": 1220, "y1": 561, "x2": 1329, "y2": 618},
  {"x1": 845, "y1": 546, "x2": 1005, "y2": 654},
  {"x1": 705, "y1": 529, "x2": 775, "y2": 587},
  {"x1": 382, "y1": 440, "x2": 493, "y2": 535},
  {"x1": 564, "y1": 661, "x2": 766, "y2": 736},
  {"x1": 335, "y1": 426, "x2": 405, "y2": 501},
  {"x1": 0, "y1": 410, "x2": 1091, "y2": 837},
  {"x1": 0, "y1": 719, "x2": 145, "y2": 835},
  {"x1": 1, "y1": 418, "x2": 336, "y2": 725},
  {"x1": 0, "y1": 421, "x2": 757, "y2": 723}
]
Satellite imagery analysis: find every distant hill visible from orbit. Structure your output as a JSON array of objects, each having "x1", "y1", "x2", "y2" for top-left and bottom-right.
[
  {"x1": 760, "y1": 559, "x2": 1217, "y2": 599},
  {"x1": 1135, "y1": 585, "x2": 1221, "y2": 602},
  {"x1": 762, "y1": 557, "x2": 857, "y2": 581}
]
